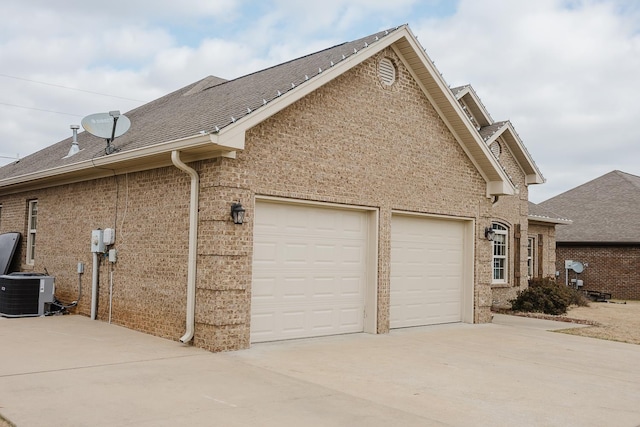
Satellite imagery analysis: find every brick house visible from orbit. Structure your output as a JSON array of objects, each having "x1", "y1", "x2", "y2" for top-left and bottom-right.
[
  {"x1": 0, "y1": 25, "x2": 555, "y2": 351},
  {"x1": 539, "y1": 170, "x2": 640, "y2": 300}
]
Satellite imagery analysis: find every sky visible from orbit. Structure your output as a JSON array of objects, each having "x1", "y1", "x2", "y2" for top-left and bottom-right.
[{"x1": 1, "y1": 0, "x2": 639, "y2": 203}]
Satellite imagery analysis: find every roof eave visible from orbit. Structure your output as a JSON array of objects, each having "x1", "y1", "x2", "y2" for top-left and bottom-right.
[
  {"x1": 455, "y1": 85, "x2": 493, "y2": 127},
  {"x1": 0, "y1": 133, "x2": 242, "y2": 195},
  {"x1": 217, "y1": 26, "x2": 515, "y2": 197},
  {"x1": 528, "y1": 215, "x2": 573, "y2": 225}
]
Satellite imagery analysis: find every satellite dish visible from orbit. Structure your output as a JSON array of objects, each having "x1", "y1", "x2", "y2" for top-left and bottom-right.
[
  {"x1": 81, "y1": 111, "x2": 131, "y2": 154},
  {"x1": 81, "y1": 112, "x2": 131, "y2": 139},
  {"x1": 570, "y1": 261, "x2": 584, "y2": 274}
]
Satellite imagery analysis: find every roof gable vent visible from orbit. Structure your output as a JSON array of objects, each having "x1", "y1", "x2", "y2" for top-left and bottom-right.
[{"x1": 378, "y1": 57, "x2": 396, "y2": 86}]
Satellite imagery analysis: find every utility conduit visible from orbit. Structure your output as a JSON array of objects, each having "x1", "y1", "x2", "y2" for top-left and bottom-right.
[{"x1": 171, "y1": 150, "x2": 199, "y2": 343}]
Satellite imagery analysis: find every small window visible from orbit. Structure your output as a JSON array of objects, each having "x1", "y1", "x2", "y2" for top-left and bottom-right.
[
  {"x1": 378, "y1": 57, "x2": 396, "y2": 86},
  {"x1": 26, "y1": 200, "x2": 38, "y2": 265},
  {"x1": 527, "y1": 237, "x2": 536, "y2": 279},
  {"x1": 492, "y1": 223, "x2": 508, "y2": 284}
]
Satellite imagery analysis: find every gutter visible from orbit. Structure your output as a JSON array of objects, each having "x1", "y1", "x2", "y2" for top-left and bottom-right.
[{"x1": 171, "y1": 150, "x2": 199, "y2": 344}]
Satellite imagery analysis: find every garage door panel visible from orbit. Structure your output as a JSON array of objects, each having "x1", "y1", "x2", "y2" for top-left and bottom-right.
[
  {"x1": 252, "y1": 277, "x2": 277, "y2": 300},
  {"x1": 252, "y1": 201, "x2": 368, "y2": 343},
  {"x1": 391, "y1": 215, "x2": 466, "y2": 329}
]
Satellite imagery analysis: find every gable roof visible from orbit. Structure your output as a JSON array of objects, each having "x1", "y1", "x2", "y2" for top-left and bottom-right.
[
  {"x1": 453, "y1": 85, "x2": 544, "y2": 186},
  {"x1": 539, "y1": 170, "x2": 640, "y2": 243},
  {"x1": 0, "y1": 25, "x2": 516, "y2": 196}
]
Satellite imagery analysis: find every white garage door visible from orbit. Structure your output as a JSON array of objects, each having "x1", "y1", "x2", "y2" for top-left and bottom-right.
[
  {"x1": 251, "y1": 201, "x2": 369, "y2": 343},
  {"x1": 390, "y1": 215, "x2": 466, "y2": 329}
]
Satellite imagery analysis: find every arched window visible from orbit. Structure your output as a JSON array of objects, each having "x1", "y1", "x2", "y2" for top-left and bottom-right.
[{"x1": 492, "y1": 223, "x2": 508, "y2": 284}]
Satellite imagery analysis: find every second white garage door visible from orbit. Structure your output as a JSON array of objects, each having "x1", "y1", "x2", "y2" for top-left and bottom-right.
[
  {"x1": 390, "y1": 214, "x2": 468, "y2": 329},
  {"x1": 251, "y1": 200, "x2": 370, "y2": 343}
]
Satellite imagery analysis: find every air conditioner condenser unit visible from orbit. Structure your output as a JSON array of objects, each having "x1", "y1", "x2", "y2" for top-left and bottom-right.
[{"x1": 0, "y1": 273, "x2": 55, "y2": 317}]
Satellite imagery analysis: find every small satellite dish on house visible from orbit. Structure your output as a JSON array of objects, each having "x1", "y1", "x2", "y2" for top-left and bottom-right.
[
  {"x1": 81, "y1": 111, "x2": 131, "y2": 154},
  {"x1": 570, "y1": 261, "x2": 584, "y2": 274}
]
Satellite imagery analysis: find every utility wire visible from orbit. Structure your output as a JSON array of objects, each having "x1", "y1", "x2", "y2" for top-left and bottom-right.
[
  {"x1": 0, "y1": 73, "x2": 147, "y2": 103},
  {"x1": 0, "y1": 101, "x2": 83, "y2": 117}
]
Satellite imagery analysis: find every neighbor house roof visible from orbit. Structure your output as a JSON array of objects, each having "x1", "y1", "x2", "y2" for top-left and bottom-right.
[
  {"x1": 539, "y1": 170, "x2": 640, "y2": 243},
  {"x1": 0, "y1": 25, "x2": 517, "y2": 196},
  {"x1": 528, "y1": 202, "x2": 572, "y2": 225}
]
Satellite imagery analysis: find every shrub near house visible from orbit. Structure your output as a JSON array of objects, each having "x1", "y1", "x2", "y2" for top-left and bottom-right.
[{"x1": 510, "y1": 277, "x2": 589, "y2": 315}]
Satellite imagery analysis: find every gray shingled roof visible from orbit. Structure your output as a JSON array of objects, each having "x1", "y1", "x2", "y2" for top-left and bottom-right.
[
  {"x1": 539, "y1": 170, "x2": 640, "y2": 242},
  {"x1": 0, "y1": 26, "x2": 403, "y2": 181},
  {"x1": 528, "y1": 202, "x2": 571, "y2": 224},
  {"x1": 478, "y1": 121, "x2": 507, "y2": 142}
]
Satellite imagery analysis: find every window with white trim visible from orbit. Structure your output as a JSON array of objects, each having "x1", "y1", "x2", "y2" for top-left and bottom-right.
[
  {"x1": 492, "y1": 223, "x2": 508, "y2": 284},
  {"x1": 527, "y1": 237, "x2": 536, "y2": 279},
  {"x1": 26, "y1": 200, "x2": 37, "y2": 265}
]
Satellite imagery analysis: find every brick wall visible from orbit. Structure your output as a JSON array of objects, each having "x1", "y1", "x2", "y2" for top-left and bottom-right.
[
  {"x1": 0, "y1": 169, "x2": 192, "y2": 341},
  {"x1": 557, "y1": 245, "x2": 640, "y2": 300},
  {"x1": 484, "y1": 143, "x2": 531, "y2": 308},
  {"x1": 0, "y1": 47, "x2": 534, "y2": 351}
]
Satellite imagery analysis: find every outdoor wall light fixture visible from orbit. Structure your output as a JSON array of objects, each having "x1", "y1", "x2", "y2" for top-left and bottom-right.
[
  {"x1": 484, "y1": 227, "x2": 495, "y2": 241},
  {"x1": 231, "y1": 202, "x2": 246, "y2": 225}
]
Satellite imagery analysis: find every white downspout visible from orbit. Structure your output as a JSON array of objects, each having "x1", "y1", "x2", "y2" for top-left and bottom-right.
[
  {"x1": 171, "y1": 150, "x2": 199, "y2": 344},
  {"x1": 91, "y1": 252, "x2": 99, "y2": 320}
]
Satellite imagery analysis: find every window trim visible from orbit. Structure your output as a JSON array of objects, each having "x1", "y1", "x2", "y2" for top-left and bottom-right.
[
  {"x1": 26, "y1": 200, "x2": 37, "y2": 265},
  {"x1": 491, "y1": 222, "x2": 508, "y2": 284}
]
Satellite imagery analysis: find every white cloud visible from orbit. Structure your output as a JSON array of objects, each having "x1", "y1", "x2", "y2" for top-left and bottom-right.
[
  {"x1": 414, "y1": 0, "x2": 640, "y2": 201},
  {"x1": 1, "y1": 0, "x2": 640, "y2": 205}
]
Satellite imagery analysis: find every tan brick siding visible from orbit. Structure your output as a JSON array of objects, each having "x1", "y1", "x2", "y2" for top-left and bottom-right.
[
  {"x1": 528, "y1": 223, "x2": 558, "y2": 278},
  {"x1": 0, "y1": 47, "x2": 541, "y2": 351},
  {"x1": 485, "y1": 143, "x2": 532, "y2": 308}
]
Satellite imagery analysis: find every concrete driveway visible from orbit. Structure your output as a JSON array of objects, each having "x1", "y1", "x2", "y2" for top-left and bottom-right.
[{"x1": 1, "y1": 314, "x2": 639, "y2": 427}]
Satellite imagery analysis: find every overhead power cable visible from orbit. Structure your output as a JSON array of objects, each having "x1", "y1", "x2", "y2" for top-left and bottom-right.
[
  {"x1": 0, "y1": 73, "x2": 147, "y2": 103},
  {"x1": 0, "y1": 101, "x2": 83, "y2": 117}
]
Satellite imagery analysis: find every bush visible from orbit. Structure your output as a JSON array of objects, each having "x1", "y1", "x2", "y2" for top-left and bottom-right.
[{"x1": 510, "y1": 277, "x2": 589, "y2": 315}]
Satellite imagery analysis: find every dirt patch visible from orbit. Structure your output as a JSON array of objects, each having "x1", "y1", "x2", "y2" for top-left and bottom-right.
[
  {"x1": 556, "y1": 300, "x2": 640, "y2": 345},
  {"x1": 498, "y1": 300, "x2": 640, "y2": 345}
]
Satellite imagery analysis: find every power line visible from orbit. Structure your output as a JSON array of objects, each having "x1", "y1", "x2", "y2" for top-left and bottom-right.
[
  {"x1": 0, "y1": 101, "x2": 83, "y2": 117},
  {"x1": 0, "y1": 73, "x2": 148, "y2": 103}
]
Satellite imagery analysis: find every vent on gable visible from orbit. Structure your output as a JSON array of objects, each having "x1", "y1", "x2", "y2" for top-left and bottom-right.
[
  {"x1": 378, "y1": 58, "x2": 396, "y2": 86},
  {"x1": 491, "y1": 141, "x2": 502, "y2": 158}
]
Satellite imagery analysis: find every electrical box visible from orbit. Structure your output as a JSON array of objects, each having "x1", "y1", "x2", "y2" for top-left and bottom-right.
[
  {"x1": 564, "y1": 260, "x2": 573, "y2": 269},
  {"x1": 77, "y1": 262, "x2": 84, "y2": 274},
  {"x1": 91, "y1": 229, "x2": 105, "y2": 253},
  {"x1": 103, "y1": 228, "x2": 115, "y2": 246},
  {"x1": 108, "y1": 249, "x2": 117, "y2": 263}
]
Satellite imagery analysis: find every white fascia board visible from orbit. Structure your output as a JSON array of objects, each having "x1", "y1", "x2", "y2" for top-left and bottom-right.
[
  {"x1": 0, "y1": 132, "x2": 235, "y2": 190},
  {"x1": 528, "y1": 215, "x2": 572, "y2": 225},
  {"x1": 502, "y1": 122, "x2": 545, "y2": 185},
  {"x1": 487, "y1": 180, "x2": 515, "y2": 196},
  {"x1": 460, "y1": 86, "x2": 493, "y2": 125},
  {"x1": 453, "y1": 85, "x2": 470, "y2": 100}
]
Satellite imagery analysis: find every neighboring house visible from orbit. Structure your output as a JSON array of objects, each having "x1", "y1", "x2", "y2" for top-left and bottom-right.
[
  {"x1": 539, "y1": 170, "x2": 640, "y2": 300},
  {"x1": 0, "y1": 25, "x2": 553, "y2": 352}
]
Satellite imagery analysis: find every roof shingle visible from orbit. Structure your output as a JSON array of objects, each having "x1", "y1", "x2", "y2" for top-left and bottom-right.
[
  {"x1": 0, "y1": 26, "x2": 403, "y2": 181},
  {"x1": 539, "y1": 170, "x2": 640, "y2": 242}
]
